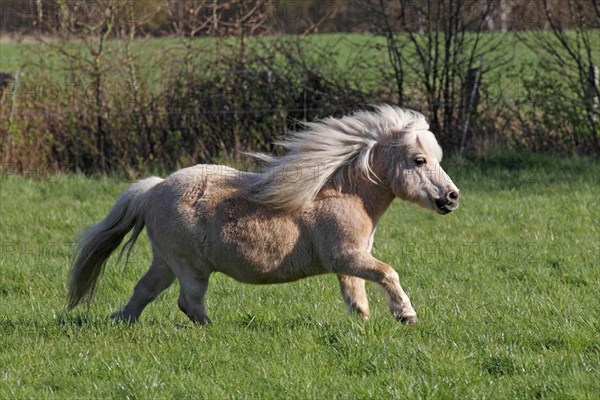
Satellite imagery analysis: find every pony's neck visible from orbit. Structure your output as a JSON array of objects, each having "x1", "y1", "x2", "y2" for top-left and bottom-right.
[{"x1": 338, "y1": 178, "x2": 395, "y2": 227}]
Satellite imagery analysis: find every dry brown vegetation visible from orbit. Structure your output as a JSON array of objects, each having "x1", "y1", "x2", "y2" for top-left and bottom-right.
[{"x1": 0, "y1": 0, "x2": 598, "y2": 173}]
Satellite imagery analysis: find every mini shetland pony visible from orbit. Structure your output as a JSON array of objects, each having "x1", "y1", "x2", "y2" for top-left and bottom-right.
[{"x1": 68, "y1": 105, "x2": 460, "y2": 324}]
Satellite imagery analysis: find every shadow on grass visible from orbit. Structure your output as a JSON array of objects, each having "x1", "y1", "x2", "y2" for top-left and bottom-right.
[
  {"x1": 55, "y1": 312, "x2": 106, "y2": 328},
  {"x1": 0, "y1": 313, "x2": 108, "y2": 336}
]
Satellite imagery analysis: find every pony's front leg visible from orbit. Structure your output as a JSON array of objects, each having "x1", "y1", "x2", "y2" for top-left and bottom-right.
[
  {"x1": 337, "y1": 275, "x2": 370, "y2": 319},
  {"x1": 330, "y1": 251, "x2": 417, "y2": 324}
]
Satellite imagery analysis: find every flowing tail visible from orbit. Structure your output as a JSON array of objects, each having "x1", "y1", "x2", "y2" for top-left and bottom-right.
[{"x1": 67, "y1": 177, "x2": 163, "y2": 309}]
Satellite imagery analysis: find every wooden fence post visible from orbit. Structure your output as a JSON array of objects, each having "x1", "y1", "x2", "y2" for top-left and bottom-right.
[
  {"x1": 588, "y1": 65, "x2": 599, "y2": 153},
  {"x1": 9, "y1": 69, "x2": 20, "y2": 127},
  {"x1": 589, "y1": 65, "x2": 599, "y2": 119},
  {"x1": 460, "y1": 57, "x2": 483, "y2": 156}
]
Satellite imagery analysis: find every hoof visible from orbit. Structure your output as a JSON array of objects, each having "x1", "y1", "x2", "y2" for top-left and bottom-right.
[
  {"x1": 393, "y1": 310, "x2": 418, "y2": 324},
  {"x1": 191, "y1": 315, "x2": 212, "y2": 325},
  {"x1": 358, "y1": 313, "x2": 370, "y2": 321},
  {"x1": 109, "y1": 310, "x2": 137, "y2": 324},
  {"x1": 356, "y1": 312, "x2": 371, "y2": 321},
  {"x1": 350, "y1": 309, "x2": 370, "y2": 320},
  {"x1": 399, "y1": 314, "x2": 418, "y2": 324}
]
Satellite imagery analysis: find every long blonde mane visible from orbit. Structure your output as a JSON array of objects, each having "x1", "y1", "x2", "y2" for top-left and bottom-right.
[{"x1": 246, "y1": 105, "x2": 435, "y2": 210}]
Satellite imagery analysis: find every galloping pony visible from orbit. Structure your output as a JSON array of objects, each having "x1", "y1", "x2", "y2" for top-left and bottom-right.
[{"x1": 68, "y1": 105, "x2": 460, "y2": 324}]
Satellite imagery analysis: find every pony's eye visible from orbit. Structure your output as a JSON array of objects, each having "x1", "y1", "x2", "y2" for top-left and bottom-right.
[{"x1": 415, "y1": 157, "x2": 426, "y2": 166}]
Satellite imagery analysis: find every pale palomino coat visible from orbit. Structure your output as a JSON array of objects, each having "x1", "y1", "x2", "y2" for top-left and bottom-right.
[{"x1": 68, "y1": 105, "x2": 460, "y2": 324}]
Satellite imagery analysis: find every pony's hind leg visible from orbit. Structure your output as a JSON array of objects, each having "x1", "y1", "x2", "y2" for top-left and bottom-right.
[
  {"x1": 337, "y1": 275, "x2": 370, "y2": 319},
  {"x1": 177, "y1": 272, "x2": 211, "y2": 325},
  {"x1": 110, "y1": 255, "x2": 175, "y2": 323}
]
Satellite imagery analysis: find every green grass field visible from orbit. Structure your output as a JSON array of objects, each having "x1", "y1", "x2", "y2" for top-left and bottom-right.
[
  {"x1": 0, "y1": 32, "x2": 540, "y2": 98},
  {"x1": 1, "y1": 152, "x2": 599, "y2": 398}
]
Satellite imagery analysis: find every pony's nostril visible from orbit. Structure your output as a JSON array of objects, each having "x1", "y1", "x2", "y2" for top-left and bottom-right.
[{"x1": 448, "y1": 191, "x2": 459, "y2": 202}]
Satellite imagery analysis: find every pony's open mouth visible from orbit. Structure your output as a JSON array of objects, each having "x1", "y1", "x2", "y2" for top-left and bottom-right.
[
  {"x1": 434, "y1": 199, "x2": 458, "y2": 215},
  {"x1": 436, "y1": 205, "x2": 452, "y2": 214}
]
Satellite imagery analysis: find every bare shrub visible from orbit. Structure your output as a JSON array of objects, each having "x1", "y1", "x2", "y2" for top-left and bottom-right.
[
  {"x1": 516, "y1": 0, "x2": 600, "y2": 155},
  {"x1": 0, "y1": 0, "x2": 372, "y2": 173},
  {"x1": 359, "y1": 0, "x2": 512, "y2": 153}
]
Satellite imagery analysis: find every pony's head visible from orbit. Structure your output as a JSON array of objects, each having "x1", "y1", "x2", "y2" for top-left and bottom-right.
[
  {"x1": 247, "y1": 105, "x2": 459, "y2": 213},
  {"x1": 375, "y1": 107, "x2": 460, "y2": 214}
]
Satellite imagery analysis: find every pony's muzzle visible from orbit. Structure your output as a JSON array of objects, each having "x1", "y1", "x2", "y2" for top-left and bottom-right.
[{"x1": 435, "y1": 190, "x2": 460, "y2": 214}]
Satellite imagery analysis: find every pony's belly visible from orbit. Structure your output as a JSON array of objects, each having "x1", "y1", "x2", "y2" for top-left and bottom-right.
[
  {"x1": 202, "y1": 204, "x2": 322, "y2": 283},
  {"x1": 209, "y1": 254, "x2": 325, "y2": 284}
]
